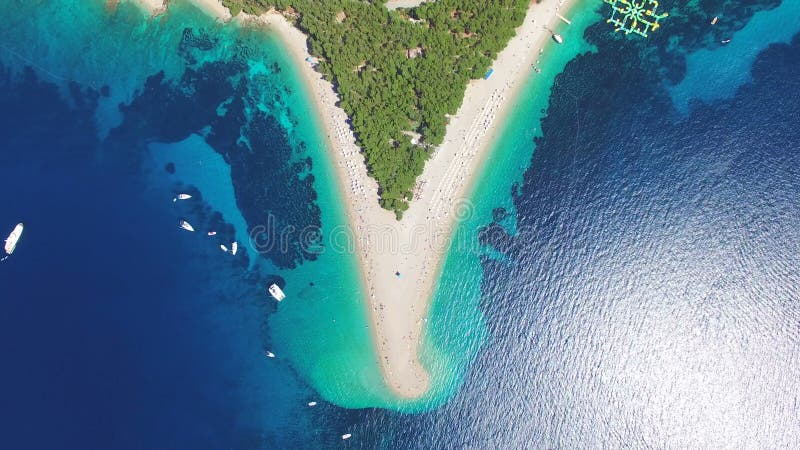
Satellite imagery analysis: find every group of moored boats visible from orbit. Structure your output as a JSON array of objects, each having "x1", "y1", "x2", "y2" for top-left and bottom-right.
[
  {"x1": 6, "y1": 202, "x2": 347, "y2": 437},
  {"x1": 173, "y1": 193, "x2": 287, "y2": 303},
  {"x1": 220, "y1": 242, "x2": 239, "y2": 255},
  {"x1": 174, "y1": 184, "x2": 345, "y2": 431},
  {"x1": 174, "y1": 193, "x2": 330, "y2": 422},
  {"x1": 175, "y1": 193, "x2": 238, "y2": 254},
  {"x1": 4, "y1": 198, "x2": 343, "y2": 431}
]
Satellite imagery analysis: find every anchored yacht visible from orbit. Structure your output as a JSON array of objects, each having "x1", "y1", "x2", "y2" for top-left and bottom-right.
[
  {"x1": 268, "y1": 283, "x2": 286, "y2": 302},
  {"x1": 173, "y1": 193, "x2": 192, "y2": 202},
  {"x1": 231, "y1": 241, "x2": 238, "y2": 256},
  {"x1": 3, "y1": 223, "x2": 23, "y2": 258},
  {"x1": 179, "y1": 220, "x2": 195, "y2": 232}
]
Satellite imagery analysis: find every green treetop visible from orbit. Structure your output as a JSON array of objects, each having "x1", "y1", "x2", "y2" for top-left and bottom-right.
[{"x1": 221, "y1": 0, "x2": 529, "y2": 218}]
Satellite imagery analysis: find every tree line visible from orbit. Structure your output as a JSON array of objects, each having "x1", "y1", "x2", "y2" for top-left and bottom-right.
[{"x1": 221, "y1": 0, "x2": 529, "y2": 218}]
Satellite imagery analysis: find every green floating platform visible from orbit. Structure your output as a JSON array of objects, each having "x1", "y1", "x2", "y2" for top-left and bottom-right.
[{"x1": 603, "y1": 0, "x2": 669, "y2": 38}]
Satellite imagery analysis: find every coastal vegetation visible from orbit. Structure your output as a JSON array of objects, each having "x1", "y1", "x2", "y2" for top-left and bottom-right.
[{"x1": 221, "y1": 0, "x2": 529, "y2": 217}]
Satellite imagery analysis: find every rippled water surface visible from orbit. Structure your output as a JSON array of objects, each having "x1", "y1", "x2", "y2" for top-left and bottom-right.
[
  {"x1": 1, "y1": 0, "x2": 798, "y2": 448},
  {"x1": 349, "y1": 3, "x2": 800, "y2": 447}
]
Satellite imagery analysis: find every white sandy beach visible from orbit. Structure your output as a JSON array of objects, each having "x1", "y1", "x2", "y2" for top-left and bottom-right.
[
  {"x1": 128, "y1": 0, "x2": 229, "y2": 18},
  {"x1": 128, "y1": 0, "x2": 164, "y2": 14},
  {"x1": 135, "y1": 0, "x2": 577, "y2": 399}
]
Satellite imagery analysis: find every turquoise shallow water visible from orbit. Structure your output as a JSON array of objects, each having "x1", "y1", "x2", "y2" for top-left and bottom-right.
[
  {"x1": 415, "y1": 2, "x2": 603, "y2": 409},
  {"x1": 0, "y1": 0, "x2": 653, "y2": 414},
  {"x1": 264, "y1": 0, "x2": 605, "y2": 409},
  {"x1": 0, "y1": 0, "x2": 605, "y2": 412},
  {"x1": 3, "y1": 0, "x2": 799, "y2": 447},
  {"x1": 0, "y1": 0, "x2": 386, "y2": 443},
  {"x1": 0, "y1": 0, "x2": 394, "y2": 410},
  {"x1": 347, "y1": 2, "x2": 800, "y2": 447}
]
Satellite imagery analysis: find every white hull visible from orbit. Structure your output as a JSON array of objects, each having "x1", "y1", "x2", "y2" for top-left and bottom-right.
[
  {"x1": 231, "y1": 241, "x2": 238, "y2": 255},
  {"x1": 4, "y1": 223, "x2": 23, "y2": 255},
  {"x1": 268, "y1": 283, "x2": 286, "y2": 301},
  {"x1": 179, "y1": 220, "x2": 195, "y2": 232}
]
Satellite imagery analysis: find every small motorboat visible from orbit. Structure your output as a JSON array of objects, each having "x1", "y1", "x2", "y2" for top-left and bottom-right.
[
  {"x1": 711, "y1": 16, "x2": 718, "y2": 25},
  {"x1": 552, "y1": 33, "x2": 564, "y2": 44},
  {"x1": 220, "y1": 244, "x2": 229, "y2": 252},
  {"x1": 341, "y1": 434, "x2": 352, "y2": 440},
  {"x1": 207, "y1": 231, "x2": 217, "y2": 236},
  {"x1": 268, "y1": 283, "x2": 286, "y2": 302},
  {"x1": 3, "y1": 223, "x2": 23, "y2": 260},
  {"x1": 179, "y1": 220, "x2": 195, "y2": 232},
  {"x1": 231, "y1": 241, "x2": 238, "y2": 256},
  {"x1": 265, "y1": 350, "x2": 275, "y2": 358},
  {"x1": 308, "y1": 401, "x2": 317, "y2": 407},
  {"x1": 721, "y1": 38, "x2": 731, "y2": 44}
]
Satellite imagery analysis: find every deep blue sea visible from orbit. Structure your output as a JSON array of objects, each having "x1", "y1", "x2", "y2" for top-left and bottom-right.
[
  {"x1": 0, "y1": 37, "x2": 320, "y2": 450},
  {"x1": 1, "y1": 0, "x2": 799, "y2": 448}
]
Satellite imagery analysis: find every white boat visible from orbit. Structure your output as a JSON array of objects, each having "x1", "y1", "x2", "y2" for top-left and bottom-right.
[
  {"x1": 552, "y1": 33, "x2": 564, "y2": 44},
  {"x1": 268, "y1": 283, "x2": 286, "y2": 302},
  {"x1": 308, "y1": 401, "x2": 317, "y2": 407},
  {"x1": 341, "y1": 434, "x2": 352, "y2": 440},
  {"x1": 179, "y1": 220, "x2": 195, "y2": 232},
  {"x1": 265, "y1": 350, "x2": 275, "y2": 358},
  {"x1": 173, "y1": 193, "x2": 192, "y2": 202},
  {"x1": 220, "y1": 244, "x2": 229, "y2": 252},
  {"x1": 207, "y1": 231, "x2": 217, "y2": 236},
  {"x1": 4, "y1": 223, "x2": 23, "y2": 257},
  {"x1": 231, "y1": 241, "x2": 238, "y2": 256}
]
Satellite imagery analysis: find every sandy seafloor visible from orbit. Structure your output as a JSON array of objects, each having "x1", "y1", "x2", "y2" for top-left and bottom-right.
[{"x1": 1, "y1": 0, "x2": 799, "y2": 448}]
